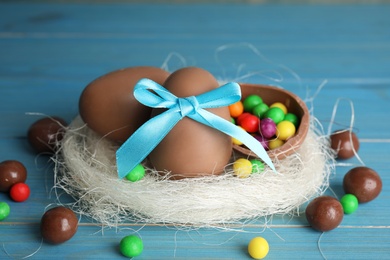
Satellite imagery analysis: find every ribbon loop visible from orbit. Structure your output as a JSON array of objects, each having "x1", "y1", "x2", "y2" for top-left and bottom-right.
[{"x1": 116, "y1": 78, "x2": 275, "y2": 178}]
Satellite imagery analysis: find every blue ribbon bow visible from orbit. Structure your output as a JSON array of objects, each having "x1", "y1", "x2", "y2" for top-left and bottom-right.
[{"x1": 116, "y1": 78, "x2": 275, "y2": 178}]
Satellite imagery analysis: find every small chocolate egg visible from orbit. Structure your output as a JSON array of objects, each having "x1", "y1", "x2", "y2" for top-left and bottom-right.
[
  {"x1": 305, "y1": 196, "x2": 343, "y2": 232},
  {"x1": 149, "y1": 67, "x2": 232, "y2": 178},
  {"x1": 330, "y1": 130, "x2": 359, "y2": 159},
  {"x1": 343, "y1": 166, "x2": 382, "y2": 203},
  {"x1": 0, "y1": 160, "x2": 27, "y2": 192},
  {"x1": 41, "y1": 206, "x2": 78, "y2": 244},
  {"x1": 79, "y1": 66, "x2": 170, "y2": 143},
  {"x1": 27, "y1": 117, "x2": 67, "y2": 153}
]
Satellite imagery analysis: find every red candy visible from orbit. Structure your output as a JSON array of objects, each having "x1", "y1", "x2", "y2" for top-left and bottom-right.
[
  {"x1": 9, "y1": 183, "x2": 30, "y2": 202},
  {"x1": 239, "y1": 114, "x2": 260, "y2": 133}
]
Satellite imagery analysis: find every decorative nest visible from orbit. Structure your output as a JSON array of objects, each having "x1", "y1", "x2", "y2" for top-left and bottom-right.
[{"x1": 53, "y1": 115, "x2": 334, "y2": 227}]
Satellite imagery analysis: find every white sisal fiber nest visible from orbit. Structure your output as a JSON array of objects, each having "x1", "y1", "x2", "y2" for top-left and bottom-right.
[{"x1": 53, "y1": 115, "x2": 334, "y2": 227}]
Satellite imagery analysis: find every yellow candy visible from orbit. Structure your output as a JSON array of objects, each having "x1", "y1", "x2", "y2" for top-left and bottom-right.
[
  {"x1": 276, "y1": 120, "x2": 296, "y2": 140},
  {"x1": 270, "y1": 102, "x2": 287, "y2": 114},
  {"x1": 268, "y1": 138, "x2": 284, "y2": 150},
  {"x1": 232, "y1": 126, "x2": 244, "y2": 145},
  {"x1": 248, "y1": 237, "x2": 269, "y2": 259},
  {"x1": 233, "y1": 158, "x2": 252, "y2": 178}
]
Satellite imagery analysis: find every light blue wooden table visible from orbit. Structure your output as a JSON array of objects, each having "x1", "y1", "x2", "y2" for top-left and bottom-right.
[{"x1": 1, "y1": 2, "x2": 389, "y2": 259}]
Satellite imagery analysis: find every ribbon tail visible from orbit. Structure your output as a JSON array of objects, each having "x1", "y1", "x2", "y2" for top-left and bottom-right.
[
  {"x1": 116, "y1": 111, "x2": 182, "y2": 179},
  {"x1": 190, "y1": 111, "x2": 276, "y2": 172}
]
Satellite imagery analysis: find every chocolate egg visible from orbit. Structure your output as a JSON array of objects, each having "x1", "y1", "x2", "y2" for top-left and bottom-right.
[
  {"x1": 41, "y1": 206, "x2": 78, "y2": 244},
  {"x1": 27, "y1": 117, "x2": 67, "y2": 153},
  {"x1": 79, "y1": 67, "x2": 170, "y2": 143},
  {"x1": 330, "y1": 130, "x2": 359, "y2": 159},
  {"x1": 0, "y1": 160, "x2": 27, "y2": 192},
  {"x1": 305, "y1": 196, "x2": 343, "y2": 232},
  {"x1": 343, "y1": 166, "x2": 382, "y2": 203},
  {"x1": 149, "y1": 67, "x2": 232, "y2": 178}
]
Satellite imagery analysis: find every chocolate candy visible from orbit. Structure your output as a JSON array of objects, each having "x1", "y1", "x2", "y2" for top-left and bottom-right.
[
  {"x1": 330, "y1": 130, "x2": 359, "y2": 159},
  {"x1": 27, "y1": 117, "x2": 67, "y2": 153},
  {"x1": 343, "y1": 166, "x2": 382, "y2": 203},
  {"x1": 41, "y1": 206, "x2": 78, "y2": 244},
  {"x1": 305, "y1": 196, "x2": 343, "y2": 232},
  {"x1": 0, "y1": 160, "x2": 27, "y2": 192},
  {"x1": 79, "y1": 66, "x2": 170, "y2": 143}
]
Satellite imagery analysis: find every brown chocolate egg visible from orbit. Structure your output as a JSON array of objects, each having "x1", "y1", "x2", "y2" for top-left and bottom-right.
[
  {"x1": 305, "y1": 196, "x2": 344, "y2": 232},
  {"x1": 41, "y1": 206, "x2": 78, "y2": 244},
  {"x1": 343, "y1": 166, "x2": 382, "y2": 203},
  {"x1": 149, "y1": 67, "x2": 232, "y2": 178},
  {"x1": 79, "y1": 66, "x2": 170, "y2": 143},
  {"x1": 330, "y1": 130, "x2": 359, "y2": 159},
  {"x1": 27, "y1": 117, "x2": 67, "y2": 153},
  {"x1": 0, "y1": 160, "x2": 27, "y2": 192}
]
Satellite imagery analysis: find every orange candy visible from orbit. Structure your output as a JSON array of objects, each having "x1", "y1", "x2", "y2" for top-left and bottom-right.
[{"x1": 229, "y1": 101, "x2": 244, "y2": 118}]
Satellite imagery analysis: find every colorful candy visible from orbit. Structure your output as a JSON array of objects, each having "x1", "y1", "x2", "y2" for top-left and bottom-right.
[
  {"x1": 9, "y1": 182, "x2": 30, "y2": 202},
  {"x1": 283, "y1": 113, "x2": 299, "y2": 127},
  {"x1": 343, "y1": 166, "x2": 382, "y2": 203},
  {"x1": 340, "y1": 194, "x2": 359, "y2": 214},
  {"x1": 233, "y1": 158, "x2": 252, "y2": 178},
  {"x1": 250, "y1": 159, "x2": 264, "y2": 173},
  {"x1": 248, "y1": 236, "x2": 269, "y2": 259},
  {"x1": 270, "y1": 102, "x2": 287, "y2": 114},
  {"x1": 0, "y1": 202, "x2": 10, "y2": 221},
  {"x1": 268, "y1": 139, "x2": 284, "y2": 150},
  {"x1": 243, "y1": 95, "x2": 263, "y2": 112},
  {"x1": 120, "y1": 235, "x2": 144, "y2": 258},
  {"x1": 276, "y1": 121, "x2": 296, "y2": 141},
  {"x1": 239, "y1": 114, "x2": 260, "y2": 133},
  {"x1": 259, "y1": 118, "x2": 276, "y2": 139},
  {"x1": 0, "y1": 160, "x2": 27, "y2": 192},
  {"x1": 228, "y1": 101, "x2": 244, "y2": 118},
  {"x1": 252, "y1": 103, "x2": 269, "y2": 118},
  {"x1": 263, "y1": 107, "x2": 285, "y2": 125},
  {"x1": 125, "y1": 164, "x2": 145, "y2": 182}
]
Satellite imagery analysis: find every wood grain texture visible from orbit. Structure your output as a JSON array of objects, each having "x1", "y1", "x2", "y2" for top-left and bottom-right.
[{"x1": 0, "y1": 3, "x2": 389, "y2": 259}]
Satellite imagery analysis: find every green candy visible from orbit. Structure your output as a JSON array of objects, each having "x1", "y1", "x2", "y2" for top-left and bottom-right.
[
  {"x1": 264, "y1": 107, "x2": 285, "y2": 124},
  {"x1": 250, "y1": 159, "x2": 265, "y2": 173},
  {"x1": 125, "y1": 164, "x2": 145, "y2": 182},
  {"x1": 284, "y1": 113, "x2": 299, "y2": 128},
  {"x1": 243, "y1": 95, "x2": 263, "y2": 112},
  {"x1": 340, "y1": 194, "x2": 358, "y2": 214},
  {"x1": 252, "y1": 103, "x2": 269, "y2": 118},
  {"x1": 0, "y1": 202, "x2": 10, "y2": 221},
  {"x1": 120, "y1": 235, "x2": 143, "y2": 258}
]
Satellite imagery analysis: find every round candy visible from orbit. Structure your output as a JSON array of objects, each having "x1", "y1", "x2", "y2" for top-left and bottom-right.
[
  {"x1": 252, "y1": 103, "x2": 269, "y2": 119},
  {"x1": 248, "y1": 236, "x2": 269, "y2": 259},
  {"x1": 268, "y1": 138, "x2": 284, "y2": 150},
  {"x1": 239, "y1": 114, "x2": 260, "y2": 133},
  {"x1": 41, "y1": 206, "x2": 78, "y2": 244},
  {"x1": 343, "y1": 166, "x2": 382, "y2": 203},
  {"x1": 236, "y1": 112, "x2": 252, "y2": 125},
  {"x1": 9, "y1": 183, "x2": 30, "y2": 202},
  {"x1": 330, "y1": 130, "x2": 360, "y2": 159},
  {"x1": 0, "y1": 160, "x2": 27, "y2": 192},
  {"x1": 243, "y1": 94, "x2": 263, "y2": 112},
  {"x1": 305, "y1": 196, "x2": 343, "y2": 232},
  {"x1": 125, "y1": 164, "x2": 145, "y2": 182},
  {"x1": 120, "y1": 235, "x2": 143, "y2": 258},
  {"x1": 233, "y1": 126, "x2": 245, "y2": 145},
  {"x1": 270, "y1": 102, "x2": 287, "y2": 114},
  {"x1": 283, "y1": 113, "x2": 299, "y2": 128},
  {"x1": 250, "y1": 159, "x2": 264, "y2": 173},
  {"x1": 259, "y1": 118, "x2": 276, "y2": 139},
  {"x1": 228, "y1": 101, "x2": 244, "y2": 118},
  {"x1": 276, "y1": 121, "x2": 296, "y2": 141},
  {"x1": 254, "y1": 135, "x2": 269, "y2": 150},
  {"x1": 340, "y1": 194, "x2": 358, "y2": 214},
  {"x1": 27, "y1": 117, "x2": 67, "y2": 153},
  {"x1": 233, "y1": 158, "x2": 252, "y2": 178},
  {"x1": 264, "y1": 107, "x2": 285, "y2": 125},
  {"x1": 0, "y1": 202, "x2": 10, "y2": 221}
]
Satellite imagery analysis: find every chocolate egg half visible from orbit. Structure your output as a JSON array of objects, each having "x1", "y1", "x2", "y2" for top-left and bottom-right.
[
  {"x1": 79, "y1": 66, "x2": 170, "y2": 143},
  {"x1": 149, "y1": 67, "x2": 232, "y2": 178}
]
